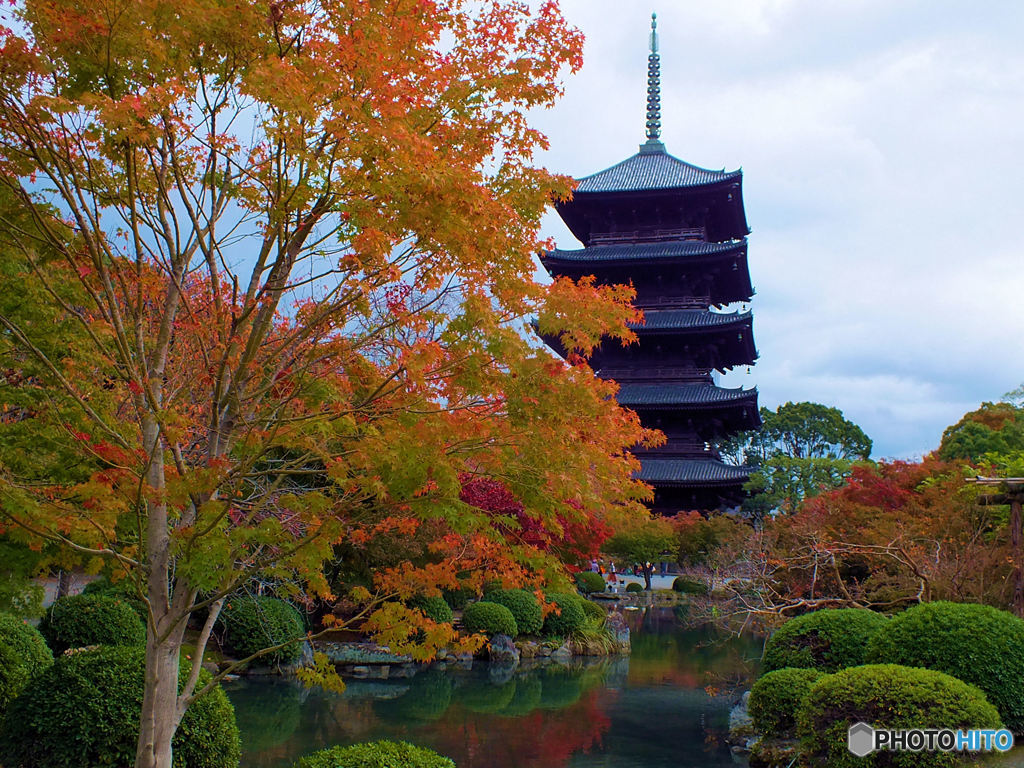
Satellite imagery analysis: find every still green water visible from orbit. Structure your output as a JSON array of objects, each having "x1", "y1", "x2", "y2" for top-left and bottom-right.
[{"x1": 225, "y1": 606, "x2": 761, "y2": 768}]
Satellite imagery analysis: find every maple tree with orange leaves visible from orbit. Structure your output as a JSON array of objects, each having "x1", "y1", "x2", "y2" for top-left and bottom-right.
[{"x1": 0, "y1": 1, "x2": 660, "y2": 765}]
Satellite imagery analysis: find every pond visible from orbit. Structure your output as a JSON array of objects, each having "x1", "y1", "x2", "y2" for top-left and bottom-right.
[{"x1": 225, "y1": 605, "x2": 762, "y2": 768}]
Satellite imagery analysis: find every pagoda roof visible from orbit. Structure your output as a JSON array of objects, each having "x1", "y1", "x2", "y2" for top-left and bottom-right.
[
  {"x1": 637, "y1": 458, "x2": 750, "y2": 487},
  {"x1": 617, "y1": 382, "x2": 756, "y2": 409},
  {"x1": 544, "y1": 238, "x2": 745, "y2": 264},
  {"x1": 575, "y1": 142, "x2": 741, "y2": 195},
  {"x1": 633, "y1": 309, "x2": 749, "y2": 332}
]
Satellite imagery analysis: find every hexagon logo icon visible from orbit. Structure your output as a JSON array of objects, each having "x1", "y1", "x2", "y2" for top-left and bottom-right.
[{"x1": 848, "y1": 722, "x2": 875, "y2": 757}]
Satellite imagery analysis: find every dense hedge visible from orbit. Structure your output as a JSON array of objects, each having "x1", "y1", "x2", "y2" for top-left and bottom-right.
[
  {"x1": 541, "y1": 593, "x2": 586, "y2": 637},
  {"x1": 39, "y1": 594, "x2": 146, "y2": 654},
  {"x1": 485, "y1": 590, "x2": 542, "y2": 635},
  {"x1": 797, "y1": 664, "x2": 1002, "y2": 768},
  {"x1": 749, "y1": 667, "x2": 824, "y2": 738},
  {"x1": 218, "y1": 596, "x2": 305, "y2": 665},
  {"x1": 672, "y1": 576, "x2": 706, "y2": 594},
  {"x1": 294, "y1": 740, "x2": 455, "y2": 768},
  {"x1": 0, "y1": 646, "x2": 240, "y2": 768},
  {"x1": 574, "y1": 572, "x2": 606, "y2": 595},
  {"x1": 762, "y1": 608, "x2": 887, "y2": 673},
  {"x1": 409, "y1": 595, "x2": 453, "y2": 625},
  {"x1": 0, "y1": 613, "x2": 53, "y2": 714},
  {"x1": 624, "y1": 582, "x2": 642, "y2": 593},
  {"x1": 865, "y1": 601, "x2": 1024, "y2": 733},
  {"x1": 82, "y1": 576, "x2": 148, "y2": 621},
  {"x1": 461, "y1": 601, "x2": 517, "y2": 638}
]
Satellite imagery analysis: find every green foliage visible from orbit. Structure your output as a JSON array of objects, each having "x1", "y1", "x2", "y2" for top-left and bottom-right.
[
  {"x1": 625, "y1": 582, "x2": 642, "y2": 593},
  {"x1": 217, "y1": 596, "x2": 305, "y2": 665},
  {"x1": 82, "y1": 576, "x2": 148, "y2": 621},
  {"x1": 408, "y1": 595, "x2": 453, "y2": 625},
  {"x1": 541, "y1": 593, "x2": 586, "y2": 637},
  {"x1": 602, "y1": 519, "x2": 676, "y2": 567},
  {"x1": 762, "y1": 608, "x2": 888, "y2": 674},
  {"x1": 0, "y1": 612, "x2": 53, "y2": 715},
  {"x1": 579, "y1": 598, "x2": 605, "y2": 621},
  {"x1": 461, "y1": 601, "x2": 517, "y2": 638},
  {"x1": 0, "y1": 646, "x2": 240, "y2": 768},
  {"x1": 574, "y1": 571, "x2": 606, "y2": 594},
  {"x1": 0, "y1": 539, "x2": 45, "y2": 618},
  {"x1": 865, "y1": 601, "x2": 1024, "y2": 732},
  {"x1": 797, "y1": 664, "x2": 1002, "y2": 768},
  {"x1": 39, "y1": 593, "x2": 145, "y2": 654},
  {"x1": 442, "y1": 586, "x2": 474, "y2": 610},
  {"x1": 720, "y1": 401, "x2": 872, "y2": 515},
  {"x1": 294, "y1": 740, "x2": 455, "y2": 768},
  {"x1": 939, "y1": 401, "x2": 1024, "y2": 461},
  {"x1": 672, "y1": 576, "x2": 706, "y2": 594},
  {"x1": 749, "y1": 667, "x2": 824, "y2": 738},
  {"x1": 485, "y1": 589, "x2": 542, "y2": 635}
]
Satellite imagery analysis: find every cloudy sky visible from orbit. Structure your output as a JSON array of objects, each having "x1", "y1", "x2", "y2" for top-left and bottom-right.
[{"x1": 527, "y1": 0, "x2": 1024, "y2": 459}]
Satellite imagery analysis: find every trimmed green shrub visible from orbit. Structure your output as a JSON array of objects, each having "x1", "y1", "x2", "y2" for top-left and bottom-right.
[
  {"x1": 865, "y1": 601, "x2": 1024, "y2": 733},
  {"x1": 294, "y1": 740, "x2": 455, "y2": 768},
  {"x1": 579, "y1": 599, "x2": 605, "y2": 621},
  {"x1": 39, "y1": 593, "x2": 145, "y2": 654},
  {"x1": 624, "y1": 582, "x2": 643, "y2": 593},
  {"x1": 797, "y1": 664, "x2": 1002, "y2": 768},
  {"x1": 749, "y1": 667, "x2": 824, "y2": 738},
  {"x1": 574, "y1": 571, "x2": 606, "y2": 595},
  {"x1": 218, "y1": 595, "x2": 305, "y2": 665},
  {"x1": 672, "y1": 576, "x2": 706, "y2": 594},
  {"x1": 0, "y1": 645, "x2": 240, "y2": 768},
  {"x1": 0, "y1": 613, "x2": 53, "y2": 714},
  {"x1": 461, "y1": 601, "x2": 517, "y2": 638},
  {"x1": 409, "y1": 595, "x2": 454, "y2": 625},
  {"x1": 762, "y1": 608, "x2": 887, "y2": 673},
  {"x1": 82, "y1": 576, "x2": 148, "y2": 620},
  {"x1": 541, "y1": 593, "x2": 586, "y2": 637},
  {"x1": 486, "y1": 589, "x2": 543, "y2": 635}
]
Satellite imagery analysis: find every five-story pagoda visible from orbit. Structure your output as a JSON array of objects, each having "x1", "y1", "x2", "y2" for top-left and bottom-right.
[{"x1": 540, "y1": 14, "x2": 759, "y2": 513}]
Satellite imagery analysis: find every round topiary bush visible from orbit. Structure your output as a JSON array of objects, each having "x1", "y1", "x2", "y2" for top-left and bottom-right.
[
  {"x1": 625, "y1": 582, "x2": 643, "y2": 593},
  {"x1": 82, "y1": 576, "x2": 148, "y2": 620},
  {"x1": 294, "y1": 740, "x2": 455, "y2": 768},
  {"x1": 461, "y1": 601, "x2": 517, "y2": 638},
  {"x1": 39, "y1": 593, "x2": 146, "y2": 654},
  {"x1": 541, "y1": 593, "x2": 586, "y2": 637},
  {"x1": 797, "y1": 664, "x2": 1002, "y2": 768},
  {"x1": 672, "y1": 576, "x2": 706, "y2": 594},
  {"x1": 0, "y1": 645, "x2": 240, "y2": 768},
  {"x1": 409, "y1": 595, "x2": 454, "y2": 625},
  {"x1": 579, "y1": 599, "x2": 605, "y2": 621},
  {"x1": 762, "y1": 608, "x2": 887, "y2": 674},
  {"x1": 749, "y1": 667, "x2": 825, "y2": 738},
  {"x1": 865, "y1": 601, "x2": 1024, "y2": 733},
  {"x1": 218, "y1": 595, "x2": 305, "y2": 665},
  {"x1": 575, "y1": 571, "x2": 606, "y2": 595},
  {"x1": 0, "y1": 613, "x2": 53, "y2": 714},
  {"x1": 486, "y1": 590, "x2": 543, "y2": 635}
]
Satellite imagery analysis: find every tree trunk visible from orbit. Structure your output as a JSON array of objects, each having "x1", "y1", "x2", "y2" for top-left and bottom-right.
[
  {"x1": 136, "y1": 626, "x2": 186, "y2": 768},
  {"x1": 55, "y1": 569, "x2": 71, "y2": 600},
  {"x1": 1012, "y1": 498, "x2": 1023, "y2": 617}
]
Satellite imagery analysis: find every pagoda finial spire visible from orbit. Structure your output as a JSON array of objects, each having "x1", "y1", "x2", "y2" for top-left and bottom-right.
[{"x1": 645, "y1": 12, "x2": 661, "y2": 141}]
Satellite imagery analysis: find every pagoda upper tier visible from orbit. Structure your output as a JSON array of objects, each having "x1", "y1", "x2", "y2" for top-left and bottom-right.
[{"x1": 555, "y1": 140, "x2": 749, "y2": 248}]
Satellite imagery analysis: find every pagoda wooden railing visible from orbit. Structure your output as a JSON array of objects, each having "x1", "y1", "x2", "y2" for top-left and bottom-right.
[
  {"x1": 590, "y1": 226, "x2": 705, "y2": 245},
  {"x1": 637, "y1": 295, "x2": 711, "y2": 309}
]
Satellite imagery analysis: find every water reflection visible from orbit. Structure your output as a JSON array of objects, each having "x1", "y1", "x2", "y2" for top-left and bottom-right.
[{"x1": 226, "y1": 607, "x2": 761, "y2": 768}]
